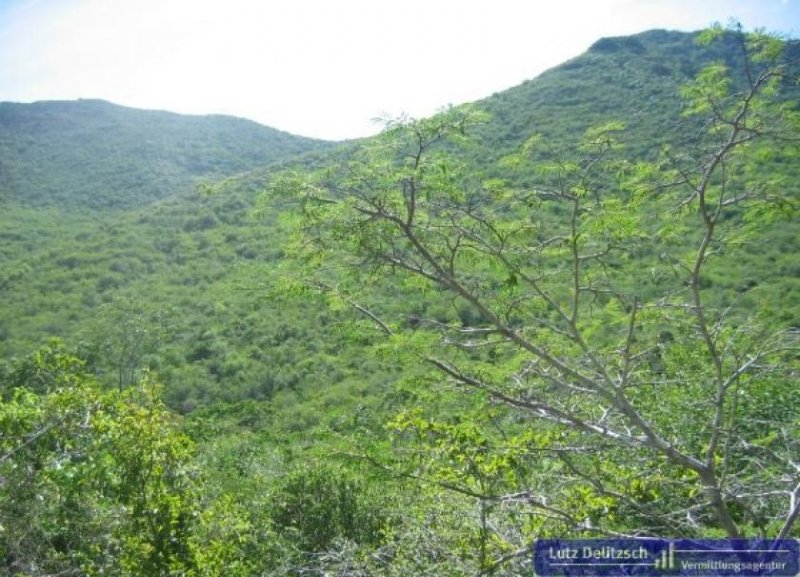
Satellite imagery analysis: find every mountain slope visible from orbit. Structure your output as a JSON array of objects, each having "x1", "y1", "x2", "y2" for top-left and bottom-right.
[
  {"x1": 0, "y1": 29, "x2": 796, "y2": 409},
  {"x1": 1, "y1": 27, "x2": 799, "y2": 575},
  {"x1": 0, "y1": 99, "x2": 333, "y2": 210},
  {"x1": 475, "y1": 29, "x2": 800, "y2": 162}
]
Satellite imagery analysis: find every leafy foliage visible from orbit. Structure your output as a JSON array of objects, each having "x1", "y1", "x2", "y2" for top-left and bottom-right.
[
  {"x1": 0, "y1": 26, "x2": 798, "y2": 576},
  {"x1": 0, "y1": 342, "x2": 200, "y2": 575},
  {"x1": 273, "y1": 25, "x2": 800, "y2": 568}
]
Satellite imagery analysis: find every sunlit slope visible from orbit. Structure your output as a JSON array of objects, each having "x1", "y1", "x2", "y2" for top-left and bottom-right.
[
  {"x1": 0, "y1": 98, "x2": 333, "y2": 210},
  {"x1": 0, "y1": 30, "x2": 796, "y2": 409}
]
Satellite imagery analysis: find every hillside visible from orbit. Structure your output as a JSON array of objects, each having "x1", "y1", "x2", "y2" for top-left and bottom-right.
[
  {"x1": 0, "y1": 98, "x2": 332, "y2": 210},
  {"x1": 0, "y1": 29, "x2": 797, "y2": 404},
  {"x1": 1, "y1": 27, "x2": 799, "y2": 575},
  {"x1": 476, "y1": 29, "x2": 800, "y2": 161}
]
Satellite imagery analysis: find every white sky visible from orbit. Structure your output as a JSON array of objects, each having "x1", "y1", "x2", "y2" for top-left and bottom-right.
[{"x1": 0, "y1": 0, "x2": 798, "y2": 140}]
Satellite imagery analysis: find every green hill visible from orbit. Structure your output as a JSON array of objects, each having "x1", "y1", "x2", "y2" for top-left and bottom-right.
[
  {"x1": 0, "y1": 98, "x2": 332, "y2": 210},
  {"x1": 477, "y1": 29, "x2": 800, "y2": 160},
  {"x1": 1, "y1": 27, "x2": 799, "y2": 574},
  {"x1": 0, "y1": 29, "x2": 797, "y2": 405}
]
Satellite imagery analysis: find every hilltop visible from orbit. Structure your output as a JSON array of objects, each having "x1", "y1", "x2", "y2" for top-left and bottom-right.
[{"x1": 0, "y1": 98, "x2": 332, "y2": 210}]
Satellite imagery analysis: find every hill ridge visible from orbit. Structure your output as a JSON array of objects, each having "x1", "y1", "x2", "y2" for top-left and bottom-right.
[{"x1": 0, "y1": 98, "x2": 333, "y2": 210}]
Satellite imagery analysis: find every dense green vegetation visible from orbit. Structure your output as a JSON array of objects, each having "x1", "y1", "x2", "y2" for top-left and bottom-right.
[
  {"x1": 1, "y1": 26, "x2": 798, "y2": 575},
  {"x1": 0, "y1": 99, "x2": 333, "y2": 210}
]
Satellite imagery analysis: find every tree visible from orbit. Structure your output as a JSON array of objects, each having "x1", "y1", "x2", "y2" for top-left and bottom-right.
[
  {"x1": 272, "y1": 25, "x2": 800, "y2": 566},
  {"x1": 81, "y1": 296, "x2": 174, "y2": 390},
  {"x1": 0, "y1": 341, "x2": 200, "y2": 575}
]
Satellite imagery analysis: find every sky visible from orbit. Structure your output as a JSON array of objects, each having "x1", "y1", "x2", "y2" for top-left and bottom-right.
[{"x1": 0, "y1": 0, "x2": 798, "y2": 141}]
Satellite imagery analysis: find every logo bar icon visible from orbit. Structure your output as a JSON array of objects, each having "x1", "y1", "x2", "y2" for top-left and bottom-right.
[{"x1": 653, "y1": 542, "x2": 675, "y2": 571}]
